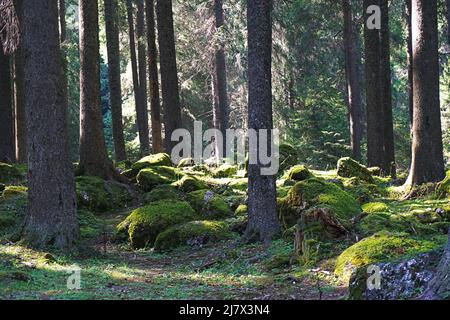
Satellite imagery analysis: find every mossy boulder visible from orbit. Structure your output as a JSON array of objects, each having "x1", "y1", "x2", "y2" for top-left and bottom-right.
[
  {"x1": 279, "y1": 178, "x2": 361, "y2": 230},
  {"x1": 334, "y1": 231, "x2": 445, "y2": 284},
  {"x1": 285, "y1": 165, "x2": 313, "y2": 181},
  {"x1": 342, "y1": 177, "x2": 381, "y2": 204},
  {"x1": 362, "y1": 202, "x2": 389, "y2": 214},
  {"x1": 2, "y1": 186, "x2": 28, "y2": 199},
  {"x1": 213, "y1": 164, "x2": 238, "y2": 178},
  {"x1": 437, "y1": 170, "x2": 450, "y2": 198},
  {"x1": 132, "y1": 153, "x2": 172, "y2": 171},
  {"x1": 76, "y1": 176, "x2": 133, "y2": 212},
  {"x1": 171, "y1": 175, "x2": 207, "y2": 193},
  {"x1": 117, "y1": 200, "x2": 196, "y2": 249},
  {"x1": 337, "y1": 157, "x2": 375, "y2": 184},
  {"x1": 154, "y1": 220, "x2": 235, "y2": 252},
  {"x1": 235, "y1": 204, "x2": 248, "y2": 216},
  {"x1": 142, "y1": 185, "x2": 183, "y2": 204},
  {"x1": 368, "y1": 167, "x2": 382, "y2": 176},
  {"x1": 177, "y1": 157, "x2": 195, "y2": 168},
  {"x1": 186, "y1": 190, "x2": 232, "y2": 219},
  {"x1": 0, "y1": 163, "x2": 22, "y2": 184},
  {"x1": 136, "y1": 166, "x2": 182, "y2": 192}
]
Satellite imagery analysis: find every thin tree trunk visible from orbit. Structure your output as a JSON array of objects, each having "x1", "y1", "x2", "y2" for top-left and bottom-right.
[
  {"x1": 406, "y1": 0, "x2": 414, "y2": 129},
  {"x1": 212, "y1": 0, "x2": 229, "y2": 160},
  {"x1": 447, "y1": 0, "x2": 450, "y2": 47},
  {"x1": 145, "y1": 0, "x2": 163, "y2": 154},
  {"x1": 364, "y1": 0, "x2": 385, "y2": 170},
  {"x1": 136, "y1": 0, "x2": 150, "y2": 155},
  {"x1": 342, "y1": 0, "x2": 363, "y2": 162},
  {"x1": 59, "y1": 0, "x2": 68, "y2": 125},
  {"x1": 126, "y1": 0, "x2": 149, "y2": 156},
  {"x1": 380, "y1": 0, "x2": 396, "y2": 178},
  {"x1": 246, "y1": 0, "x2": 280, "y2": 243},
  {"x1": 22, "y1": 0, "x2": 78, "y2": 250},
  {"x1": 13, "y1": 0, "x2": 26, "y2": 163},
  {"x1": 156, "y1": 0, "x2": 183, "y2": 153},
  {"x1": 406, "y1": 0, "x2": 445, "y2": 186},
  {"x1": 79, "y1": 0, "x2": 117, "y2": 179},
  {"x1": 104, "y1": 0, "x2": 127, "y2": 161},
  {"x1": 0, "y1": 44, "x2": 15, "y2": 163}
]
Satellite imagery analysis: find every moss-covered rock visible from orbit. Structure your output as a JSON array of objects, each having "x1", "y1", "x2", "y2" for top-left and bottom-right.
[
  {"x1": 342, "y1": 177, "x2": 381, "y2": 204},
  {"x1": 337, "y1": 157, "x2": 375, "y2": 183},
  {"x1": 154, "y1": 220, "x2": 235, "y2": 252},
  {"x1": 76, "y1": 176, "x2": 133, "y2": 212},
  {"x1": 117, "y1": 200, "x2": 196, "y2": 249},
  {"x1": 186, "y1": 190, "x2": 232, "y2": 219},
  {"x1": 285, "y1": 165, "x2": 313, "y2": 181},
  {"x1": 368, "y1": 167, "x2": 382, "y2": 176},
  {"x1": 177, "y1": 157, "x2": 195, "y2": 168},
  {"x1": 213, "y1": 164, "x2": 238, "y2": 178},
  {"x1": 279, "y1": 178, "x2": 361, "y2": 230},
  {"x1": 171, "y1": 175, "x2": 207, "y2": 193},
  {"x1": 136, "y1": 166, "x2": 182, "y2": 192},
  {"x1": 2, "y1": 186, "x2": 28, "y2": 199},
  {"x1": 362, "y1": 202, "x2": 389, "y2": 214},
  {"x1": 0, "y1": 163, "x2": 22, "y2": 184},
  {"x1": 142, "y1": 185, "x2": 184, "y2": 204},
  {"x1": 437, "y1": 170, "x2": 450, "y2": 198},
  {"x1": 334, "y1": 231, "x2": 445, "y2": 284},
  {"x1": 235, "y1": 204, "x2": 248, "y2": 216},
  {"x1": 132, "y1": 153, "x2": 172, "y2": 171}
]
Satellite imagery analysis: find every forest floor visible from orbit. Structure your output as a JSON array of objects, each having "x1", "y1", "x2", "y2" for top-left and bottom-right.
[{"x1": 0, "y1": 207, "x2": 347, "y2": 300}]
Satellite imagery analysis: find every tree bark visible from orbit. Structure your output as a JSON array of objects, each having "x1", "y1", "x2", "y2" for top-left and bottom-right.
[
  {"x1": 212, "y1": 0, "x2": 229, "y2": 160},
  {"x1": 0, "y1": 44, "x2": 15, "y2": 163},
  {"x1": 22, "y1": 0, "x2": 78, "y2": 250},
  {"x1": 104, "y1": 0, "x2": 127, "y2": 161},
  {"x1": 342, "y1": 0, "x2": 363, "y2": 162},
  {"x1": 156, "y1": 0, "x2": 183, "y2": 153},
  {"x1": 136, "y1": 0, "x2": 150, "y2": 155},
  {"x1": 145, "y1": 0, "x2": 163, "y2": 153},
  {"x1": 79, "y1": 0, "x2": 117, "y2": 179},
  {"x1": 405, "y1": 0, "x2": 414, "y2": 129},
  {"x1": 364, "y1": 0, "x2": 385, "y2": 170},
  {"x1": 406, "y1": 0, "x2": 445, "y2": 186},
  {"x1": 447, "y1": 0, "x2": 450, "y2": 47},
  {"x1": 13, "y1": 0, "x2": 26, "y2": 163},
  {"x1": 126, "y1": 0, "x2": 149, "y2": 156},
  {"x1": 246, "y1": 0, "x2": 280, "y2": 243},
  {"x1": 380, "y1": 0, "x2": 396, "y2": 178}
]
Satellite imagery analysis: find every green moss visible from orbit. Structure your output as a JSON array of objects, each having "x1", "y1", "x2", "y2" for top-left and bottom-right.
[
  {"x1": 171, "y1": 175, "x2": 207, "y2": 193},
  {"x1": 342, "y1": 177, "x2": 381, "y2": 204},
  {"x1": 437, "y1": 170, "x2": 450, "y2": 198},
  {"x1": 213, "y1": 164, "x2": 238, "y2": 178},
  {"x1": 337, "y1": 157, "x2": 375, "y2": 183},
  {"x1": 186, "y1": 190, "x2": 232, "y2": 219},
  {"x1": 279, "y1": 178, "x2": 361, "y2": 228},
  {"x1": 362, "y1": 202, "x2": 389, "y2": 214},
  {"x1": 2, "y1": 186, "x2": 28, "y2": 199},
  {"x1": 177, "y1": 158, "x2": 195, "y2": 168},
  {"x1": 235, "y1": 204, "x2": 248, "y2": 216},
  {"x1": 76, "y1": 176, "x2": 133, "y2": 212},
  {"x1": 0, "y1": 163, "x2": 22, "y2": 184},
  {"x1": 335, "y1": 231, "x2": 446, "y2": 283},
  {"x1": 142, "y1": 185, "x2": 183, "y2": 204},
  {"x1": 367, "y1": 167, "x2": 382, "y2": 176},
  {"x1": 132, "y1": 153, "x2": 172, "y2": 171},
  {"x1": 154, "y1": 220, "x2": 234, "y2": 252},
  {"x1": 136, "y1": 166, "x2": 182, "y2": 192},
  {"x1": 78, "y1": 209, "x2": 104, "y2": 239},
  {"x1": 117, "y1": 200, "x2": 196, "y2": 249},
  {"x1": 285, "y1": 165, "x2": 313, "y2": 181},
  {"x1": 227, "y1": 178, "x2": 248, "y2": 192}
]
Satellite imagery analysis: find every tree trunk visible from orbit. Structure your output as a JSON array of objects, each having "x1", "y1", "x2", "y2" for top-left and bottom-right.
[
  {"x1": 136, "y1": 0, "x2": 150, "y2": 155},
  {"x1": 405, "y1": 0, "x2": 414, "y2": 129},
  {"x1": 421, "y1": 229, "x2": 450, "y2": 300},
  {"x1": 156, "y1": 0, "x2": 183, "y2": 153},
  {"x1": 79, "y1": 0, "x2": 117, "y2": 179},
  {"x1": 364, "y1": 0, "x2": 385, "y2": 170},
  {"x1": 212, "y1": 0, "x2": 229, "y2": 160},
  {"x1": 447, "y1": 0, "x2": 450, "y2": 47},
  {"x1": 342, "y1": 0, "x2": 363, "y2": 162},
  {"x1": 22, "y1": 0, "x2": 78, "y2": 250},
  {"x1": 380, "y1": 0, "x2": 396, "y2": 178},
  {"x1": 13, "y1": 0, "x2": 26, "y2": 163},
  {"x1": 104, "y1": 0, "x2": 127, "y2": 161},
  {"x1": 145, "y1": 0, "x2": 163, "y2": 154},
  {"x1": 126, "y1": 0, "x2": 149, "y2": 156},
  {"x1": 0, "y1": 44, "x2": 15, "y2": 163},
  {"x1": 246, "y1": 0, "x2": 280, "y2": 243},
  {"x1": 406, "y1": 0, "x2": 445, "y2": 186}
]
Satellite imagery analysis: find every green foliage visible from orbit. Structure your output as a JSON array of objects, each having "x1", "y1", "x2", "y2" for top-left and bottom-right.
[{"x1": 0, "y1": 163, "x2": 22, "y2": 184}]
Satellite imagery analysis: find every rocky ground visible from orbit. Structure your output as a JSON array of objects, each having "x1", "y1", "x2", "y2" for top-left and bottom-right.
[{"x1": 0, "y1": 151, "x2": 449, "y2": 300}]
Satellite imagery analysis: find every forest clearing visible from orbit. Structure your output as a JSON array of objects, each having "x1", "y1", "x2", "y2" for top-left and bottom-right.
[{"x1": 0, "y1": 0, "x2": 450, "y2": 303}]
